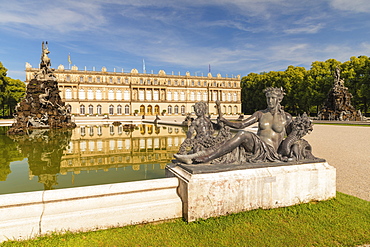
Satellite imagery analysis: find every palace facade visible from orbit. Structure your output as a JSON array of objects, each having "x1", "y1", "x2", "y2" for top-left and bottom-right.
[{"x1": 25, "y1": 64, "x2": 241, "y2": 116}]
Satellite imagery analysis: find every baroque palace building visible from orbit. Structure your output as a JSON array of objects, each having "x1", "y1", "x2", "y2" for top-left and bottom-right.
[{"x1": 25, "y1": 63, "x2": 241, "y2": 117}]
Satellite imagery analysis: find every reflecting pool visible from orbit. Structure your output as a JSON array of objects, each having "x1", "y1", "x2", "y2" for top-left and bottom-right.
[{"x1": 0, "y1": 124, "x2": 186, "y2": 195}]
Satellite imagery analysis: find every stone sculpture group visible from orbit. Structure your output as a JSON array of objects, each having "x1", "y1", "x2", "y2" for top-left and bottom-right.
[
  {"x1": 318, "y1": 66, "x2": 363, "y2": 121},
  {"x1": 8, "y1": 42, "x2": 76, "y2": 135},
  {"x1": 175, "y1": 87, "x2": 317, "y2": 165}
]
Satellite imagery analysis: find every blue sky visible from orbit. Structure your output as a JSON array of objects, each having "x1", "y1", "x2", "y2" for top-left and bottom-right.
[{"x1": 1, "y1": 0, "x2": 370, "y2": 80}]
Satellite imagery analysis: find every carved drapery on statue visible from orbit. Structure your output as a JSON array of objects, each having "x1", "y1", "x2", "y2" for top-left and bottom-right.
[
  {"x1": 318, "y1": 66, "x2": 363, "y2": 121},
  {"x1": 8, "y1": 42, "x2": 76, "y2": 135}
]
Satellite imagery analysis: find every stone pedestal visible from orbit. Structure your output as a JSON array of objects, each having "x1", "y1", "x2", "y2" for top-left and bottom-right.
[{"x1": 166, "y1": 161, "x2": 336, "y2": 222}]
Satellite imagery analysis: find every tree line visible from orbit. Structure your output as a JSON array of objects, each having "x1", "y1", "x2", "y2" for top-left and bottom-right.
[
  {"x1": 0, "y1": 62, "x2": 26, "y2": 118},
  {"x1": 241, "y1": 56, "x2": 370, "y2": 116}
]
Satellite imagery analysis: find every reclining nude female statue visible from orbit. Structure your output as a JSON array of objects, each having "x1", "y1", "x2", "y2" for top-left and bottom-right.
[{"x1": 174, "y1": 87, "x2": 316, "y2": 165}]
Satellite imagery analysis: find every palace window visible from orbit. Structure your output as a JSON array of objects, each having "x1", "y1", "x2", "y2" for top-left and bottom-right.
[
  {"x1": 80, "y1": 76, "x2": 84, "y2": 82},
  {"x1": 146, "y1": 90, "x2": 152, "y2": 101},
  {"x1": 234, "y1": 106, "x2": 238, "y2": 113},
  {"x1": 181, "y1": 105, "x2": 185, "y2": 114},
  {"x1": 174, "y1": 105, "x2": 179, "y2": 114},
  {"x1": 66, "y1": 75, "x2": 70, "y2": 82},
  {"x1": 175, "y1": 80, "x2": 178, "y2": 86},
  {"x1": 228, "y1": 93, "x2": 231, "y2": 101},
  {"x1": 117, "y1": 77, "x2": 121, "y2": 84},
  {"x1": 190, "y1": 92, "x2": 195, "y2": 101},
  {"x1": 108, "y1": 90, "x2": 114, "y2": 100},
  {"x1": 139, "y1": 90, "x2": 144, "y2": 101},
  {"x1": 203, "y1": 92, "x2": 207, "y2": 101},
  {"x1": 233, "y1": 93, "x2": 237, "y2": 102},
  {"x1": 80, "y1": 127, "x2": 86, "y2": 137},
  {"x1": 168, "y1": 80, "x2": 171, "y2": 85},
  {"x1": 197, "y1": 92, "x2": 201, "y2": 101},
  {"x1": 180, "y1": 91, "x2": 185, "y2": 101},
  {"x1": 88, "y1": 89, "x2": 94, "y2": 100},
  {"x1": 213, "y1": 91, "x2": 217, "y2": 101},
  {"x1": 109, "y1": 105, "x2": 114, "y2": 115},
  {"x1": 66, "y1": 104, "x2": 72, "y2": 113},
  {"x1": 116, "y1": 90, "x2": 122, "y2": 101},
  {"x1": 96, "y1": 89, "x2": 102, "y2": 100},
  {"x1": 204, "y1": 81, "x2": 207, "y2": 86},
  {"x1": 125, "y1": 105, "x2": 130, "y2": 115},
  {"x1": 167, "y1": 91, "x2": 172, "y2": 101},
  {"x1": 191, "y1": 81, "x2": 194, "y2": 86},
  {"x1": 117, "y1": 105, "x2": 122, "y2": 115},
  {"x1": 124, "y1": 90, "x2": 130, "y2": 100},
  {"x1": 125, "y1": 78, "x2": 129, "y2": 84},
  {"x1": 147, "y1": 79, "x2": 151, "y2": 85},
  {"x1": 174, "y1": 92, "x2": 179, "y2": 101},
  {"x1": 198, "y1": 81, "x2": 201, "y2": 86},
  {"x1": 109, "y1": 77, "x2": 113, "y2": 83},
  {"x1": 80, "y1": 105, "x2": 85, "y2": 115},
  {"x1": 79, "y1": 89, "x2": 85, "y2": 100},
  {"x1": 222, "y1": 92, "x2": 226, "y2": 101},
  {"x1": 140, "y1": 79, "x2": 143, "y2": 84},
  {"x1": 88, "y1": 105, "x2": 93, "y2": 115},
  {"x1": 153, "y1": 90, "x2": 159, "y2": 100},
  {"x1": 88, "y1": 77, "x2": 92, "y2": 82},
  {"x1": 97, "y1": 77, "x2": 101, "y2": 83},
  {"x1": 97, "y1": 105, "x2": 102, "y2": 115},
  {"x1": 168, "y1": 105, "x2": 172, "y2": 114},
  {"x1": 154, "y1": 79, "x2": 158, "y2": 85},
  {"x1": 65, "y1": 88, "x2": 72, "y2": 99}
]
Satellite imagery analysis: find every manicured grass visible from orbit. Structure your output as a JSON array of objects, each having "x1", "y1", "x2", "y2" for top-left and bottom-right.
[{"x1": 2, "y1": 192, "x2": 369, "y2": 247}]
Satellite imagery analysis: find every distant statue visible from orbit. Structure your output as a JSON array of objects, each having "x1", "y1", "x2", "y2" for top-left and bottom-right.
[
  {"x1": 175, "y1": 87, "x2": 316, "y2": 164},
  {"x1": 318, "y1": 66, "x2": 362, "y2": 121}
]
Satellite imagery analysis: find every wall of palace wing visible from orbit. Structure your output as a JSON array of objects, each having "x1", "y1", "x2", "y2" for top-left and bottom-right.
[{"x1": 25, "y1": 65, "x2": 241, "y2": 116}]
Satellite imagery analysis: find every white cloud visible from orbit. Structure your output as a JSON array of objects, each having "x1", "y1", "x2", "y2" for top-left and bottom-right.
[{"x1": 330, "y1": 0, "x2": 370, "y2": 13}]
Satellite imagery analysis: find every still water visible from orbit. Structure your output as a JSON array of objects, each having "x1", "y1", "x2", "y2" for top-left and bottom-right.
[{"x1": 0, "y1": 124, "x2": 186, "y2": 195}]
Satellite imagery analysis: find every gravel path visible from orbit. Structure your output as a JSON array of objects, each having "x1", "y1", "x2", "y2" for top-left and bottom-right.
[{"x1": 305, "y1": 124, "x2": 370, "y2": 201}]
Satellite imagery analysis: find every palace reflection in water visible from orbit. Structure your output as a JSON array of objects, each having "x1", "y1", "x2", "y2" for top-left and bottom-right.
[
  {"x1": 1, "y1": 124, "x2": 186, "y2": 194},
  {"x1": 63, "y1": 124, "x2": 185, "y2": 173}
]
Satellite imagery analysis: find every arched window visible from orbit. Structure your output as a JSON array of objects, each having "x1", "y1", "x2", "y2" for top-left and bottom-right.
[
  {"x1": 97, "y1": 105, "x2": 102, "y2": 115},
  {"x1": 228, "y1": 105, "x2": 232, "y2": 114},
  {"x1": 116, "y1": 90, "x2": 122, "y2": 101},
  {"x1": 117, "y1": 105, "x2": 122, "y2": 115},
  {"x1": 234, "y1": 105, "x2": 238, "y2": 113},
  {"x1": 88, "y1": 89, "x2": 94, "y2": 100},
  {"x1": 79, "y1": 89, "x2": 85, "y2": 100},
  {"x1": 124, "y1": 90, "x2": 130, "y2": 100},
  {"x1": 88, "y1": 105, "x2": 93, "y2": 115},
  {"x1": 147, "y1": 105, "x2": 153, "y2": 115},
  {"x1": 65, "y1": 88, "x2": 72, "y2": 99},
  {"x1": 96, "y1": 89, "x2": 102, "y2": 100},
  {"x1": 80, "y1": 105, "x2": 85, "y2": 115},
  {"x1": 108, "y1": 90, "x2": 114, "y2": 100},
  {"x1": 181, "y1": 105, "x2": 185, "y2": 114},
  {"x1": 140, "y1": 105, "x2": 145, "y2": 114},
  {"x1": 125, "y1": 105, "x2": 130, "y2": 115},
  {"x1": 109, "y1": 105, "x2": 114, "y2": 115},
  {"x1": 154, "y1": 105, "x2": 160, "y2": 115},
  {"x1": 168, "y1": 105, "x2": 172, "y2": 114},
  {"x1": 174, "y1": 105, "x2": 179, "y2": 114}
]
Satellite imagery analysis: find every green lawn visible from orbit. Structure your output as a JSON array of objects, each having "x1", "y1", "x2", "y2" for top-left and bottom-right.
[{"x1": 2, "y1": 192, "x2": 369, "y2": 247}]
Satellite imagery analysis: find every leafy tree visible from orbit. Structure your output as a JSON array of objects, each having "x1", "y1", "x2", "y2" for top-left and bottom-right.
[{"x1": 0, "y1": 62, "x2": 26, "y2": 117}]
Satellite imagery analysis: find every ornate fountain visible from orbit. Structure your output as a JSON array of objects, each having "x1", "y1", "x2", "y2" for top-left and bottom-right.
[
  {"x1": 8, "y1": 42, "x2": 76, "y2": 135},
  {"x1": 318, "y1": 66, "x2": 363, "y2": 121}
]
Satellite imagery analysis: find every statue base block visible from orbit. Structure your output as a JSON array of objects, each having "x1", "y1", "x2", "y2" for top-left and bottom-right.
[{"x1": 166, "y1": 161, "x2": 336, "y2": 222}]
